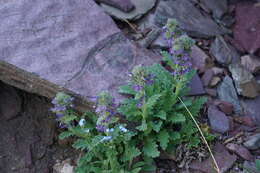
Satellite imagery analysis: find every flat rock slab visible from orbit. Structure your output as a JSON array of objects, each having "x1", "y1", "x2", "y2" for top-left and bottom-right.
[{"x1": 0, "y1": 0, "x2": 158, "y2": 111}]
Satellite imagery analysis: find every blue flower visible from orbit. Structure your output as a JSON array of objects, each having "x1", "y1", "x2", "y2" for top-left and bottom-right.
[
  {"x1": 119, "y1": 125, "x2": 128, "y2": 132},
  {"x1": 79, "y1": 119, "x2": 86, "y2": 127}
]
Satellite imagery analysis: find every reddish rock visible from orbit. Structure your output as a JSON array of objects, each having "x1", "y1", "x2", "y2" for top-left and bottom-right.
[
  {"x1": 190, "y1": 143, "x2": 237, "y2": 173},
  {"x1": 208, "y1": 106, "x2": 230, "y2": 133},
  {"x1": 202, "y1": 69, "x2": 214, "y2": 87},
  {"x1": 233, "y1": 2, "x2": 260, "y2": 54},
  {"x1": 226, "y1": 143, "x2": 254, "y2": 161},
  {"x1": 214, "y1": 100, "x2": 234, "y2": 115}
]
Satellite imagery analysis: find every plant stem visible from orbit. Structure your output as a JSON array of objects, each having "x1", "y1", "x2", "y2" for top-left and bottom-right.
[{"x1": 178, "y1": 96, "x2": 221, "y2": 173}]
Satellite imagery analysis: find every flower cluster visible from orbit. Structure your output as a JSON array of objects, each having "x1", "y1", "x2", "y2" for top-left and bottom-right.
[
  {"x1": 95, "y1": 92, "x2": 117, "y2": 132},
  {"x1": 51, "y1": 92, "x2": 74, "y2": 120},
  {"x1": 163, "y1": 19, "x2": 195, "y2": 76}
]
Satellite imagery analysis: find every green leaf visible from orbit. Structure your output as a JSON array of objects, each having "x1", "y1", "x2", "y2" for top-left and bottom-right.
[
  {"x1": 123, "y1": 145, "x2": 141, "y2": 162},
  {"x1": 154, "y1": 111, "x2": 167, "y2": 120},
  {"x1": 119, "y1": 85, "x2": 136, "y2": 95},
  {"x1": 171, "y1": 131, "x2": 181, "y2": 140},
  {"x1": 143, "y1": 139, "x2": 160, "y2": 158},
  {"x1": 72, "y1": 139, "x2": 89, "y2": 150},
  {"x1": 158, "y1": 130, "x2": 170, "y2": 150},
  {"x1": 152, "y1": 120, "x2": 163, "y2": 132},
  {"x1": 256, "y1": 159, "x2": 260, "y2": 171},
  {"x1": 146, "y1": 94, "x2": 162, "y2": 109},
  {"x1": 61, "y1": 114, "x2": 77, "y2": 124},
  {"x1": 59, "y1": 131, "x2": 74, "y2": 139},
  {"x1": 169, "y1": 113, "x2": 186, "y2": 123},
  {"x1": 136, "y1": 119, "x2": 147, "y2": 131}
]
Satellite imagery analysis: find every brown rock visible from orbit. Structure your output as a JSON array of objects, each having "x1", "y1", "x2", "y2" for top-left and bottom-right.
[
  {"x1": 190, "y1": 143, "x2": 237, "y2": 173},
  {"x1": 233, "y1": 2, "x2": 260, "y2": 54},
  {"x1": 210, "y1": 76, "x2": 221, "y2": 87},
  {"x1": 214, "y1": 100, "x2": 234, "y2": 115},
  {"x1": 226, "y1": 143, "x2": 254, "y2": 161},
  {"x1": 241, "y1": 55, "x2": 260, "y2": 74}
]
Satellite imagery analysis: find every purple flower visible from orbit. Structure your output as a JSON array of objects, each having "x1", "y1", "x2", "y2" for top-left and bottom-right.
[
  {"x1": 133, "y1": 85, "x2": 142, "y2": 92},
  {"x1": 96, "y1": 124, "x2": 106, "y2": 132}
]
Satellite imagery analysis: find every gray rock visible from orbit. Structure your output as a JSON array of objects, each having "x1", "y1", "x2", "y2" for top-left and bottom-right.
[
  {"x1": 188, "y1": 73, "x2": 206, "y2": 96},
  {"x1": 241, "y1": 55, "x2": 260, "y2": 74},
  {"x1": 150, "y1": 32, "x2": 168, "y2": 49},
  {"x1": 0, "y1": 0, "x2": 158, "y2": 112},
  {"x1": 217, "y1": 76, "x2": 243, "y2": 114},
  {"x1": 243, "y1": 161, "x2": 260, "y2": 173},
  {"x1": 210, "y1": 36, "x2": 240, "y2": 66},
  {"x1": 95, "y1": 0, "x2": 135, "y2": 12},
  {"x1": 208, "y1": 106, "x2": 230, "y2": 133},
  {"x1": 190, "y1": 46, "x2": 212, "y2": 73},
  {"x1": 244, "y1": 133, "x2": 260, "y2": 150},
  {"x1": 154, "y1": 0, "x2": 229, "y2": 38},
  {"x1": 229, "y1": 64, "x2": 259, "y2": 98},
  {"x1": 199, "y1": 0, "x2": 228, "y2": 19},
  {"x1": 138, "y1": 27, "x2": 161, "y2": 48},
  {"x1": 0, "y1": 82, "x2": 21, "y2": 120},
  {"x1": 101, "y1": 0, "x2": 156, "y2": 21},
  {"x1": 241, "y1": 95, "x2": 260, "y2": 124}
]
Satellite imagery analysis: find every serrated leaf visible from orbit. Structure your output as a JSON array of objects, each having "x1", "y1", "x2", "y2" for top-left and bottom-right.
[
  {"x1": 72, "y1": 139, "x2": 89, "y2": 150},
  {"x1": 118, "y1": 85, "x2": 136, "y2": 95},
  {"x1": 143, "y1": 139, "x2": 160, "y2": 158},
  {"x1": 123, "y1": 145, "x2": 141, "y2": 162},
  {"x1": 146, "y1": 94, "x2": 162, "y2": 109},
  {"x1": 154, "y1": 111, "x2": 167, "y2": 120},
  {"x1": 59, "y1": 131, "x2": 74, "y2": 139},
  {"x1": 136, "y1": 119, "x2": 147, "y2": 131},
  {"x1": 152, "y1": 120, "x2": 163, "y2": 132},
  {"x1": 158, "y1": 130, "x2": 170, "y2": 150},
  {"x1": 171, "y1": 131, "x2": 181, "y2": 140},
  {"x1": 169, "y1": 113, "x2": 186, "y2": 123}
]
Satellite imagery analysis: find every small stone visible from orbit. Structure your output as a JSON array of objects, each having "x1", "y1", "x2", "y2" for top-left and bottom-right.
[
  {"x1": 202, "y1": 69, "x2": 214, "y2": 87},
  {"x1": 0, "y1": 82, "x2": 22, "y2": 120},
  {"x1": 205, "y1": 88, "x2": 217, "y2": 97},
  {"x1": 217, "y1": 76, "x2": 243, "y2": 114},
  {"x1": 241, "y1": 95, "x2": 260, "y2": 124},
  {"x1": 208, "y1": 106, "x2": 230, "y2": 133},
  {"x1": 101, "y1": 0, "x2": 156, "y2": 21},
  {"x1": 214, "y1": 100, "x2": 233, "y2": 115},
  {"x1": 96, "y1": 0, "x2": 135, "y2": 12},
  {"x1": 53, "y1": 159, "x2": 74, "y2": 173},
  {"x1": 209, "y1": 76, "x2": 221, "y2": 87},
  {"x1": 191, "y1": 45, "x2": 213, "y2": 73},
  {"x1": 241, "y1": 55, "x2": 260, "y2": 74},
  {"x1": 212, "y1": 67, "x2": 225, "y2": 76},
  {"x1": 229, "y1": 64, "x2": 259, "y2": 98},
  {"x1": 244, "y1": 133, "x2": 260, "y2": 150},
  {"x1": 188, "y1": 73, "x2": 206, "y2": 96},
  {"x1": 226, "y1": 143, "x2": 254, "y2": 161},
  {"x1": 210, "y1": 36, "x2": 240, "y2": 66}
]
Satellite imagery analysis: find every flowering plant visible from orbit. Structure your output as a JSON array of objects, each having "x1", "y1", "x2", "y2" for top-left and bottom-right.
[{"x1": 51, "y1": 19, "x2": 211, "y2": 173}]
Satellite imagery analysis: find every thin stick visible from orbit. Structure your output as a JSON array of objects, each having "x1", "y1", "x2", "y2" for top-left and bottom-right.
[
  {"x1": 178, "y1": 97, "x2": 221, "y2": 173},
  {"x1": 122, "y1": 19, "x2": 139, "y2": 34}
]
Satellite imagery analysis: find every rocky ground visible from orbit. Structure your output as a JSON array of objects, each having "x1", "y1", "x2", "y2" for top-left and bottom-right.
[{"x1": 0, "y1": 0, "x2": 260, "y2": 173}]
